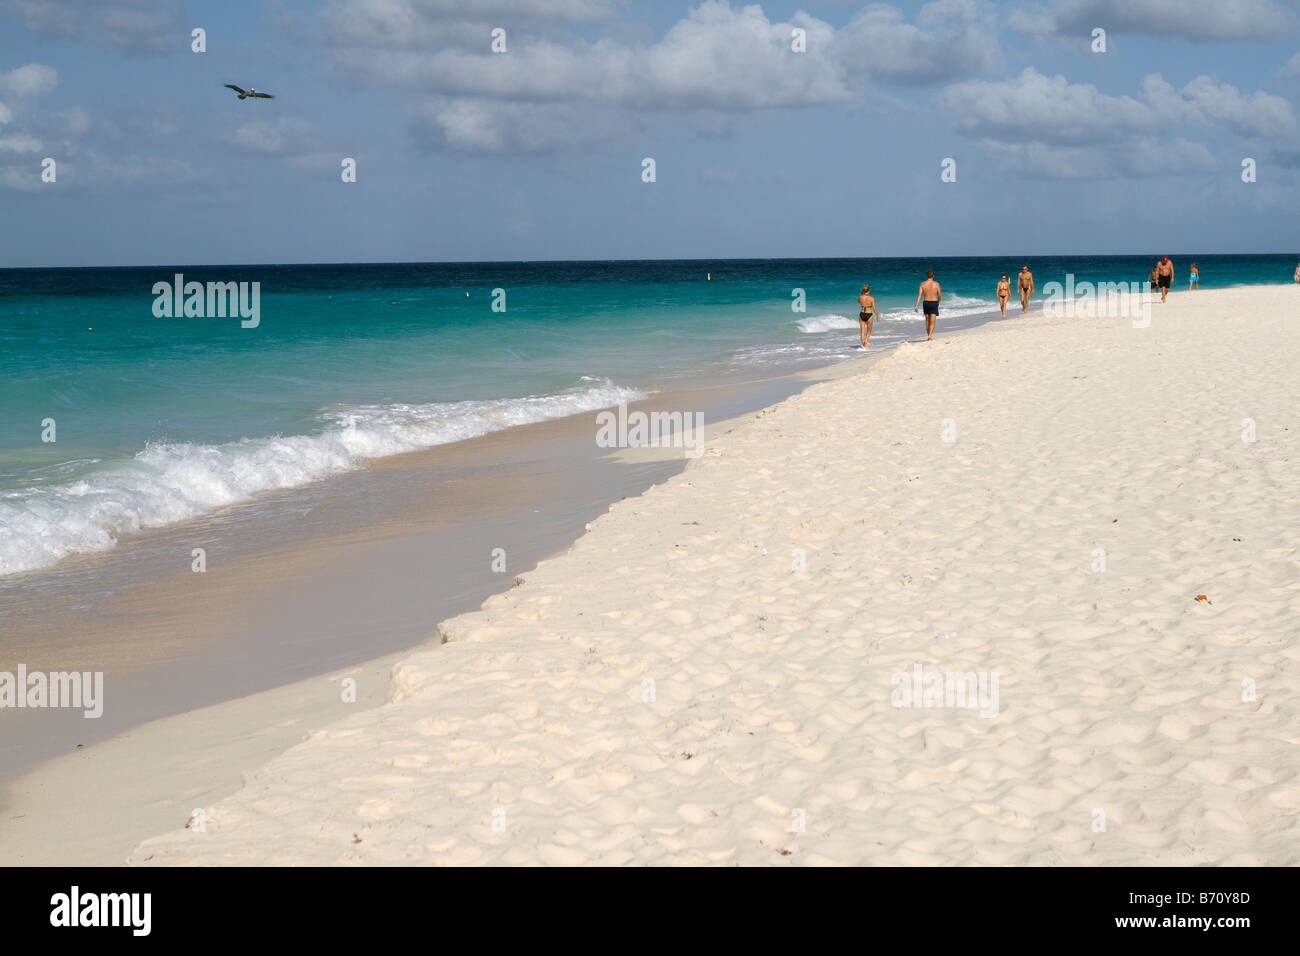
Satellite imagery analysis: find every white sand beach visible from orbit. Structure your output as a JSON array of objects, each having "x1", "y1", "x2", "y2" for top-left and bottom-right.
[{"x1": 66, "y1": 285, "x2": 1300, "y2": 864}]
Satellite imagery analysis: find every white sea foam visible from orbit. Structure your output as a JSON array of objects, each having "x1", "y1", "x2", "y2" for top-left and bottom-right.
[
  {"x1": 729, "y1": 340, "x2": 864, "y2": 369},
  {"x1": 0, "y1": 378, "x2": 645, "y2": 577},
  {"x1": 799, "y1": 298, "x2": 1003, "y2": 329},
  {"x1": 796, "y1": 313, "x2": 858, "y2": 333},
  {"x1": 879, "y1": 294, "x2": 1002, "y2": 322}
]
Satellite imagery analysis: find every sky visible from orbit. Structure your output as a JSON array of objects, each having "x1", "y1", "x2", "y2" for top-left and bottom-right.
[{"x1": 1, "y1": 0, "x2": 1298, "y2": 266}]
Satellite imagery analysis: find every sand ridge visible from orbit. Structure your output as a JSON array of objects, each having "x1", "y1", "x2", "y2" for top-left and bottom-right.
[{"x1": 130, "y1": 285, "x2": 1300, "y2": 865}]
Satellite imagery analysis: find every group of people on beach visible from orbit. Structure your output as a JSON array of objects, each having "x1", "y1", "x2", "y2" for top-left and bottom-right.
[
  {"x1": 852, "y1": 255, "x2": 1257, "y2": 349},
  {"x1": 1147, "y1": 256, "x2": 1195, "y2": 301},
  {"x1": 996, "y1": 266, "x2": 1035, "y2": 316},
  {"x1": 855, "y1": 264, "x2": 1035, "y2": 349}
]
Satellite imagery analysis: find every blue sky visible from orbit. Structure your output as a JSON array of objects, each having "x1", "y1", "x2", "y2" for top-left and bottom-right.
[{"x1": 1, "y1": 0, "x2": 1298, "y2": 266}]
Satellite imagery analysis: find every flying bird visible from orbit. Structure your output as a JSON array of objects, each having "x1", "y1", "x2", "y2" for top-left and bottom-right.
[{"x1": 224, "y1": 84, "x2": 274, "y2": 100}]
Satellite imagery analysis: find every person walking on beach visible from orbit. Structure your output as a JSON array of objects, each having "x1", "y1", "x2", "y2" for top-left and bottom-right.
[
  {"x1": 1017, "y1": 265, "x2": 1034, "y2": 313},
  {"x1": 1294, "y1": 261, "x2": 1299, "y2": 284},
  {"x1": 1156, "y1": 255, "x2": 1174, "y2": 302},
  {"x1": 1188, "y1": 262, "x2": 1199, "y2": 291},
  {"x1": 914, "y1": 269, "x2": 940, "y2": 341},
  {"x1": 1149, "y1": 264, "x2": 1159, "y2": 292},
  {"x1": 996, "y1": 274, "x2": 1010, "y2": 315},
  {"x1": 857, "y1": 284, "x2": 876, "y2": 349}
]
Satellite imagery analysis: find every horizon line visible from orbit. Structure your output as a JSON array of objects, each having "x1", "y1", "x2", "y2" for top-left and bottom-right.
[{"x1": 3, "y1": 251, "x2": 1297, "y2": 271}]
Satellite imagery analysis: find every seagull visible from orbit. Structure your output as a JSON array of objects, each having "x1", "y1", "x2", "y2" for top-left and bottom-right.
[{"x1": 224, "y1": 84, "x2": 274, "y2": 101}]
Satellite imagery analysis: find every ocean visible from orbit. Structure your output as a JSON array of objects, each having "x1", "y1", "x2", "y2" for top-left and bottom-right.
[{"x1": 1, "y1": 253, "x2": 1293, "y2": 577}]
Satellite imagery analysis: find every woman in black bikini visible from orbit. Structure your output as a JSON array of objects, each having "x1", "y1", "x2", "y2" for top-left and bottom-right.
[{"x1": 857, "y1": 284, "x2": 876, "y2": 349}]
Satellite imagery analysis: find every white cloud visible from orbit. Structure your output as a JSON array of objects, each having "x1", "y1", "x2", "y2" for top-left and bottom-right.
[
  {"x1": 0, "y1": 106, "x2": 90, "y2": 190},
  {"x1": 0, "y1": 0, "x2": 185, "y2": 53},
  {"x1": 942, "y1": 68, "x2": 1299, "y2": 177},
  {"x1": 1010, "y1": 0, "x2": 1294, "y2": 42},
  {"x1": 0, "y1": 64, "x2": 58, "y2": 96},
  {"x1": 416, "y1": 97, "x2": 624, "y2": 153},
  {"x1": 0, "y1": 132, "x2": 42, "y2": 153},
  {"x1": 943, "y1": 68, "x2": 1296, "y2": 144},
  {"x1": 834, "y1": 0, "x2": 1000, "y2": 85},
  {"x1": 0, "y1": 164, "x2": 44, "y2": 191},
  {"x1": 942, "y1": 68, "x2": 1154, "y2": 143},
  {"x1": 1141, "y1": 74, "x2": 1296, "y2": 137},
  {"x1": 0, "y1": 64, "x2": 87, "y2": 189},
  {"x1": 338, "y1": 5, "x2": 851, "y2": 109},
  {"x1": 326, "y1": 0, "x2": 622, "y2": 48},
  {"x1": 349, "y1": 1, "x2": 998, "y2": 104},
  {"x1": 333, "y1": 1, "x2": 1000, "y2": 152}
]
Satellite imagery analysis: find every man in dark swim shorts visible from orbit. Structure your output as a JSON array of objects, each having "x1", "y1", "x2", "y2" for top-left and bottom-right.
[
  {"x1": 1155, "y1": 255, "x2": 1174, "y2": 302},
  {"x1": 914, "y1": 269, "x2": 941, "y2": 341}
]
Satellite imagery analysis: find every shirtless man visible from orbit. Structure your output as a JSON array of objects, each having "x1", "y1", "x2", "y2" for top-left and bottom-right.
[
  {"x1": 914, "y1": 269, "x2": 940, "y2": 341},
  {"x1": 1155, "y1": 255, "x2": 1174, "y2": 302},
  {"x1": 996, "y1": 274, "x2": 1010, "y2": 316},
  {"x1": 857, "y1": 283, "x2": 876, "y2": 349},
  {"x1": 1017, "y1": 265, "x2": 1034, "y2": 313}
]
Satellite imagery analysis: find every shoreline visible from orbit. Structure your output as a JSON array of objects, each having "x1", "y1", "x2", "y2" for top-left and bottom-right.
[
  {"x1": 0, "y1": 348, "x2": 879, "y2": 587},
  {"x1": 1, "y1": 293, "x2": 1042, "y2": 788},
  {"x1": 1, "y1": 349, "x2": 898, "y2": 865},
  {"x1": 0, "y1": 372, "x2": 824, "y2": 782},
  {"x1": 121, "y1": 284, "x2": 1298, "y2": 866},
  {"x1": 0, "y1": 295, "x2": 1029, "y2": 584},
  {"x1": 1, "y1": 287, "x2": 964, "y2": 864},
  {"x1": 10, "y1": 285, "x2": 1294, "y2": 865}
]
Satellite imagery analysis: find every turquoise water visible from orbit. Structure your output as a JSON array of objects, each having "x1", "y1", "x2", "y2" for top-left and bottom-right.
[{"x1": 0, "y1": 254, "x2": 1293, "y2": 575}]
